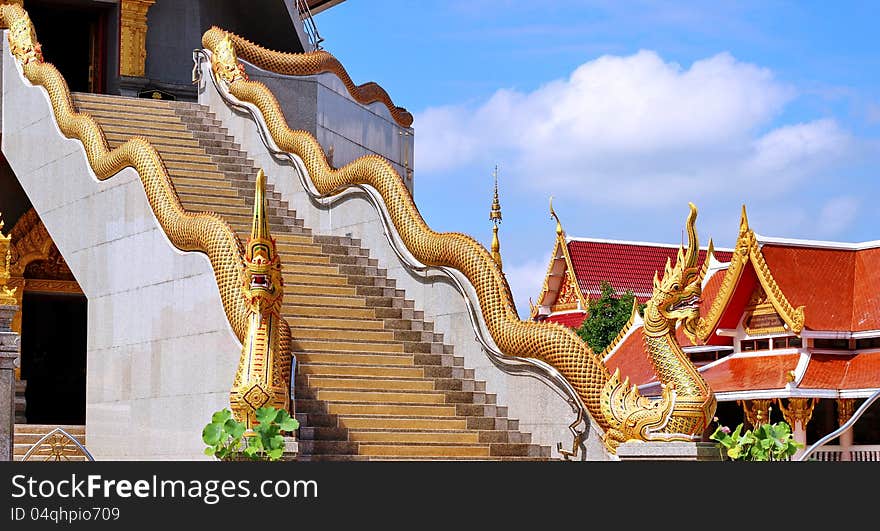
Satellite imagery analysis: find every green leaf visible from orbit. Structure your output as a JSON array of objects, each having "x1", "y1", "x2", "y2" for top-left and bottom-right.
[
  {"x1": 255, "y1": 407, "x2": 276, "y2": 424},
  {"x1": 212, "y1": 408, "x2": 232, "y2": 424},
  {"x1": 280, "y1": 417, "x2": 300, "y2": 432},
  {"x1": 225, "y1": 418, "x2": 246, "y2": 440},
  {"x1": 202, "y1": 422, "x2": 223, "y2": 445},
  {"x1": 268, "y1": 434, "x2": 285, "y2": 450},
  {"x1": 267, "y1": 447, "x2": 284, "y2": 460},
  {"x1": 204, "y1": 447, "x2": 216, "y2": 457}
]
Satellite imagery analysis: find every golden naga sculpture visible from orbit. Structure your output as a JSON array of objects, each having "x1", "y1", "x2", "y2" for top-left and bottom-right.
[
  {"x1": 6, "y1": 8, "x2": 42, "y2": 65},
  {"x1": 211, "y1": 32, "x2": 248, "y2": 86},
  {"x1": 202, "y1": 27, "x2": 413, "y2": 128},
  {"x1": 0, "y1": 5, "x2": 293, "y2": 424},
  {"x1": 601, "y1": 203, "x2": 716, "y2": 448},
  {"x1": 202, "y1": 31, "x2": 716, "y2": 452},
  {"x1": 230, "y1": 169, "x2": 292, "y2": 429}
]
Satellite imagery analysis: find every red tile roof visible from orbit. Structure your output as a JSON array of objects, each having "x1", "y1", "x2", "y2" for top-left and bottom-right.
[
  {"x1": 698, "y1": 353, "x2": 800, "y2": 393},
  {"x1": 604, "y1": 327, "x2": 657, "y2": 387},
  {"x1": 566, "y1": 239, "x2": 733, "y2": 304},
  {"x1": 761, "y1": 244, "x2": 880, "y2": 332},
  {"x1": 854, "y1": 249, "x2": 880, "y2": 331},
  {"x1": 799, "y1": 351, "x2": 880, "y2": 390},
  {"x1": 544, "y1": 312, "x2": 587, "y2": 329}
]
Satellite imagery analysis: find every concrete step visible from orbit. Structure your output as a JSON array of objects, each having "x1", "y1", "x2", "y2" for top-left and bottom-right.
[
  {"x1": 347, "y1": 430, "x2": 481, "y2": 444},
  {"x1": 297, "y1": 364, "x2": 424, "y2": 379},
  {"x1": 296, "y1": 352, "x2": 414, "y2": 367},
  {"x1": 299, "y1": 375, "x2": 433, "y2": 391}
]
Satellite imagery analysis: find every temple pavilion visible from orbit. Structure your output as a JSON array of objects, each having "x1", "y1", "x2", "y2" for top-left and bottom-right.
[{"x1": 532, "y1": 206, "x2": 880, "y2": 460}]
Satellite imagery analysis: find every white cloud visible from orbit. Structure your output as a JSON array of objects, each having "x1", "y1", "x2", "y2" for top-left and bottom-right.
[
  {"x1": 415, "y1": 50, "x2": 853, "y2": 208},
  {"x1": 816, "y1": 196, "x2": 860, "y2": 238}
]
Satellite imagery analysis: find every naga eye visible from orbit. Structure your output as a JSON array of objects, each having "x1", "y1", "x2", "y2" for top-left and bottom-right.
[{"x1": 672, "y1": 283, "x2": 680, "y2": 291}]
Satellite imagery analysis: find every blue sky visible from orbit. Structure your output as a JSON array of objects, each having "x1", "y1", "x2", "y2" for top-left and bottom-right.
[{"x1": 314, "y1": 1, "x2": 880, "y2": 316}]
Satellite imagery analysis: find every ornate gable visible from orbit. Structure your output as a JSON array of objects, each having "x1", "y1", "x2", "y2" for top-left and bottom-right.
[
  {"x1": 696, "y1": 206, "x2": 804, "y2": 342},
  {"x1": 530, "y1": 201, "x2": 588, "y2": 319}
]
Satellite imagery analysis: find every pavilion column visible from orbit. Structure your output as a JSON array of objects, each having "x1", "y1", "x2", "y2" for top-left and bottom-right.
[
  {"x1": 119, "y1": 0, "x2": 156, "y2": 78},
  {"x1": 740, "y1": 399, "x2": 773, "y2": 429},
  {"x1": 836, "y1": 399, "x2": 856, "y2": 462},
  {"x1": 779, "y1": 398, "x2": 817, "y2": 460}
]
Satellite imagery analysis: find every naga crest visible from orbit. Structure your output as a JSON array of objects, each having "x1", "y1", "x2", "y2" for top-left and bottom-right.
[
  {"x1": 7, "y1": 10, "x2": 43, "y2": 65},
  {"x1": 243, "y1": 169, "x2": 283, "y2": 317},
  {"x1": 650, "y1": 202, "x2": 712, "y2": 343},
  {"x1": 211, "y1": 32, "x2": 248, "y2": 86}
]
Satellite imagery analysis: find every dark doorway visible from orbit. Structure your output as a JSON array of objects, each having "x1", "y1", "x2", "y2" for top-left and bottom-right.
[
  {"x1": 26, "y1": 1, "x2": 108, "y2": 94},
  {"x1": 20, "y1": 292, "x2": 87, "y2": 425}
]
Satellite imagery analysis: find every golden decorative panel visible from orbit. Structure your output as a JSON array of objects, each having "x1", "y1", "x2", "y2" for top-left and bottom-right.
[{"x1": 119, "y1": 0, "x2": 155, "y2": 77}]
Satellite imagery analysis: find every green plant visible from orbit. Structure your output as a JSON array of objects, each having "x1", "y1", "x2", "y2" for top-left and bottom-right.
[
  {"x1": 709, "y1": 418, "x2": 803, "y2": 461},
  {"x1": 202, "y1": 407, "x2": 299, "y2": 461},
  {"x1": 576, "y1": 281, "x2": 646, "y2": 353}
]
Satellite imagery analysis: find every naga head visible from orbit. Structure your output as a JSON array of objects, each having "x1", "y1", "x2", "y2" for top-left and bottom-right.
[
  {"x1": 243, "y1": 169, "x2": 283, "y2": 317},
  {"x1": 211, "y1": 31, "x2": 248, "y2": 86},
  {"x1": 7, "y1": 10, "x2": 43, "y2": 65},
  {"x1": 651, "y1": 202, "x2": 713, "y2": 343}
]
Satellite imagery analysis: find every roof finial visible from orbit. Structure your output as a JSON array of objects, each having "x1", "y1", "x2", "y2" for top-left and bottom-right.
[
  {"x1": 549, "y1": 196, "x2": 563, "y2": 237},
  {"x1": 490, "y1": 165, "x2": 503, "y2": 269}
]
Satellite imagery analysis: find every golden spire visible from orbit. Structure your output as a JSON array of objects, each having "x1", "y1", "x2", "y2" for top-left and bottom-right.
[
  {"x1": 246, "y1": 169, "x2": 275, "y2": 266},
  {"x1": 490, "y1": 165, "x2": 502, "y2": 269}
]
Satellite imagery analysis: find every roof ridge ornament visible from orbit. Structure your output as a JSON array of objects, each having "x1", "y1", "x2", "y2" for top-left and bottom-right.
[{"x1": 549, "y1": 195, "x2": 564, "y2": 237}]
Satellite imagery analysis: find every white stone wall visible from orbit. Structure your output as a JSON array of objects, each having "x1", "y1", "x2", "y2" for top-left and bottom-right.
[
  {"x1": 2, "y1": 43, "x2": 241, "y2": 460},
  {"x1": 197, "y1": 59, "x2": 611, "y2": 460}
]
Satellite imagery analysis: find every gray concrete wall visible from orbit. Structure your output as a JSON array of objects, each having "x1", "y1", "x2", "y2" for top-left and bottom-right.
[
  {"x1": 244, "y1": 64, "x2": 415, "y2": 194},
  {"x1": 143, "y1": 0, "x2": 309, "y2": 98},
  {"x1": 197, "y1": 59, "x2": 611, "y2": 461},
  {"x1": 3, "y1": 43, "x2": 241, "y2": 460}
]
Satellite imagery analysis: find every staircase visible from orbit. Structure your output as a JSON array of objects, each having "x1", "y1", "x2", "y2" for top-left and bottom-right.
[
  {"x1": 13, "y1": 424, "x2": 87, "y2": 461},
  {"x1": 72, "y1": 93, "x2": 552, "y2": 461}
]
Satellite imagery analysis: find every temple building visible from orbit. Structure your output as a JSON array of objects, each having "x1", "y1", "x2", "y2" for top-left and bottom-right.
[
  {"x1": 534, "y1": 206, "x2": 880, "y2": 460},
  {"x1": 530, "y1": 203, "x2": 733, "y2": 329}
]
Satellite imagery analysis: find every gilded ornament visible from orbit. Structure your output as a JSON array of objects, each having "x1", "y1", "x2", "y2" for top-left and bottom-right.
[
  {"x1": 697, "y1": 205, "x2": 805, "y2": 341},
  {"x1": 778, "y1": 397, "x2": 817, "y2": 429},
  {"x1": 211, "y1": 32, "x2": 249, "y2": 87},
  {"x1": 0, "y1": 215, "x2": 18, "y2": 306},
  {"x1": 6, "y1": 6, "x2": 42, "y2": 65},
  {"x1": 229, "y1": 169, "x2": 292, "y2": 430}
]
